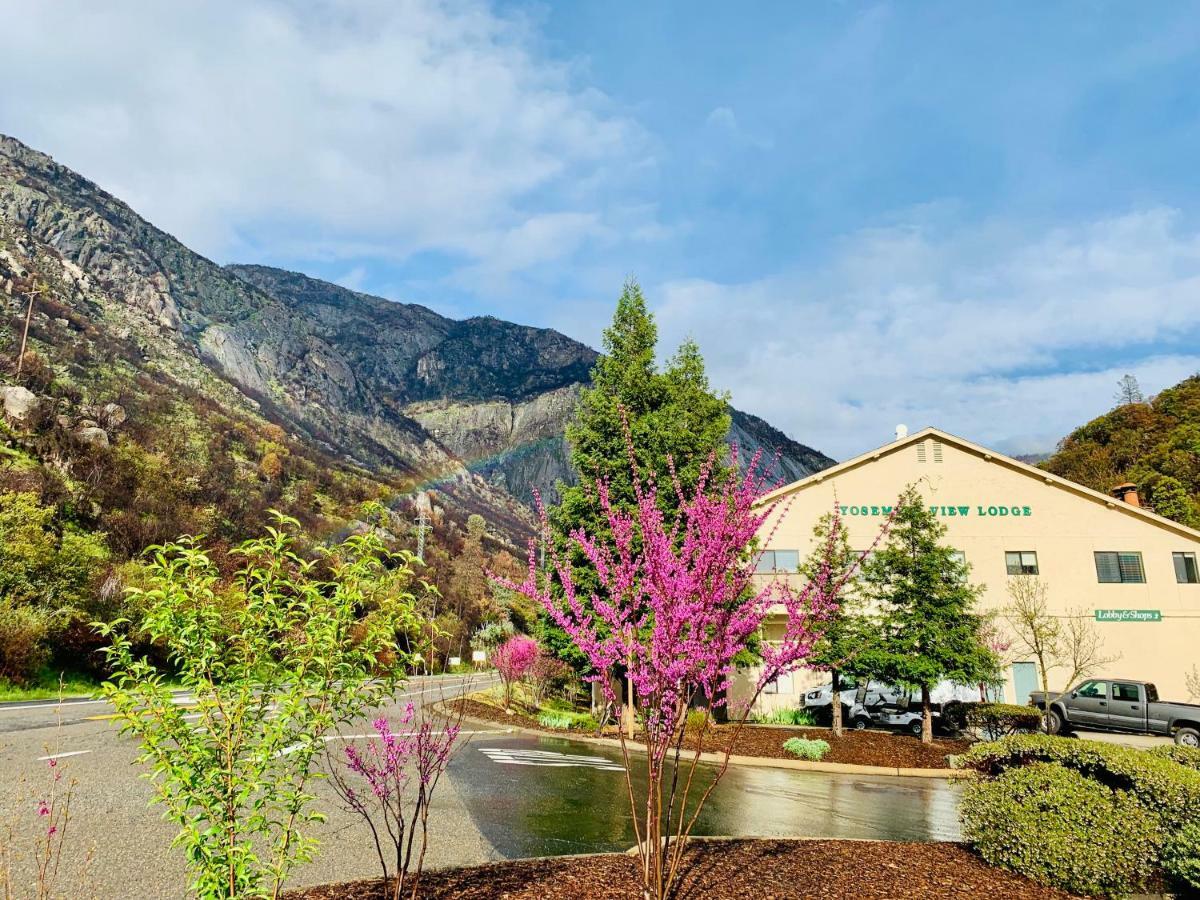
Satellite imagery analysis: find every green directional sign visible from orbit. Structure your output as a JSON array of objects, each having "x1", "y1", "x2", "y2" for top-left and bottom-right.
[{"x1": 1094, "y1": 609, "x2": 1162, "y2": 623}]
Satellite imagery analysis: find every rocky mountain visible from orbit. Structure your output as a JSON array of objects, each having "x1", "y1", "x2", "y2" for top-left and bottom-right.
[
  {"x1": 0, "y1": 133, "x2": 832, "y2": 543},
  {"x1": 226, "y1": 264, "x2": 833, "y2": 505}
]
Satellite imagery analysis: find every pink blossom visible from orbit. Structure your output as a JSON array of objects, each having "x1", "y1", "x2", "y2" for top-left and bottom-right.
[{"x1": 492, "y1": 635, "x2": 539, "y2": 709}]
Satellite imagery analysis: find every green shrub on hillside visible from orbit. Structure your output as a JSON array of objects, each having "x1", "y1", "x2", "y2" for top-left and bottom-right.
[
  {"x1": 961, "y1": 762, "x2": 1162, "y2": 897},
  {"x1": 782, "y1": 737, "x2": 830, "y2": 761},
  {"x1": 0, "y1": 491, "x2": 109, "y2": 682},
  {"x1": 0, "y1": 600, "x2": 53, "y2": 684}
]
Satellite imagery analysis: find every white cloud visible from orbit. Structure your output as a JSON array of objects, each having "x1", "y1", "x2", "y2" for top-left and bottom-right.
[
  {"x1": 0, "y1": 0, "x2": 650, "y2": 273},
  {"x1": 653, "y1": 208, "x2": 1200, "y2": 459}
]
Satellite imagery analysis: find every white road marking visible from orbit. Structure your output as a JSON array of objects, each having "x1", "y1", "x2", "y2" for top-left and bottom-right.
[
  {"x1": 37, "y1": 750, "x2": 92, "y2": 761},
  {"x1": 477, "y1": 747, "x2": 625, "y2": 771}
]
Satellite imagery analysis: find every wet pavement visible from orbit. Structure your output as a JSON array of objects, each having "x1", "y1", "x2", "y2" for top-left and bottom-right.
[{"x1": 452, "y1": 733, "x2": 963, "y2": 859}]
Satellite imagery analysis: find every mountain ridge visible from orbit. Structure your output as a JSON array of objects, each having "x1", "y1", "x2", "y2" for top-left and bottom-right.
[{"x1": 0, "y1": 132, "x2": 833, "y2": 539}]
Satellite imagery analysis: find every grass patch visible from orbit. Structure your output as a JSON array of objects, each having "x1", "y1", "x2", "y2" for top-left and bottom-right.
[{"x1": 0, "y1": 672, "x2": 101, "y2": 703}]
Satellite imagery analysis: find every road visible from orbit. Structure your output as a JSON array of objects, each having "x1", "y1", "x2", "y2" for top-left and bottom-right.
[
  {"x1": 0, "y1": 674, "x2": 504, "y2": 899},
  {"x1": 1, "y1": 679, "x2": 963, "y2": 899}
]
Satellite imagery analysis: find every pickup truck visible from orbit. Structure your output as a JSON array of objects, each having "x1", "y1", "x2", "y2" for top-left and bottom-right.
[{"x1": 1030, "y1": 679, "x2": 1200, "y2": 747}]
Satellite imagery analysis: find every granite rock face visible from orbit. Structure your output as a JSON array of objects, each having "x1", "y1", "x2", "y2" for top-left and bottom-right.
[{"x1": 0, "y1": 133, "x2": 833, "y2": 536}]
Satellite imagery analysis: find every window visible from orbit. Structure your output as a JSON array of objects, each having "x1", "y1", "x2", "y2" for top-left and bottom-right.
[
  {"x1": 764, "y1": 671, "x2": 794, "y2": 694},
  {"x1": 1076, "y1": 680, "x2": 1107, "y2": 699},
  {"x1": 1174, "y1": 552, "x2": 1200, "y2": 584},
  {"x1": 949, "y1": 550, "x2": 966, "y2": 566},
  {"x1": 756, "y1": 549, "x2": 799, "y2": 573},
  {"x1": 1006, "y1": 551, "x2": 1039, "y2": 575},
  {"x1": 1112, "y1": 683, "x2": 1140, "y2": 702},
  {"x1": 1094, "y1": 551, "x2": 1145, "y2": 584}
]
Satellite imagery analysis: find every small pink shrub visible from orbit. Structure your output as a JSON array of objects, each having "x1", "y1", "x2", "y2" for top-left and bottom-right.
[{"x1": 492, "y1": 635, "x2": 538, "y2": 709}]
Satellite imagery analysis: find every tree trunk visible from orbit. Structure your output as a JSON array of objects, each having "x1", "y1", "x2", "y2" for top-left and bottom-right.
[
  {"x1": 624, "y1": 675, "x2": 636, "y2": 739},
  {"x1": 920, "y1": 685, "x2": 933, "y2": 744},
  {"x1": 1038, "y1": 659, "x2": 1053, "y2": 733},
  {"x1": 831, "y1": 670, "x2": 843, "y2": 738}
]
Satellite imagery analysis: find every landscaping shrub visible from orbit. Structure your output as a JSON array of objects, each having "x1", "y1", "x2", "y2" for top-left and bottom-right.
[
  {"x1": 961, "y1": 762, "x2": 1162, "y2": 897},
  {"x1": 965, "y1": 702, "x2": 1042, "y2": 738},
  {"x1": 685, "y1": 708, "x2": 714, "y2": 732},
  {"x1": 961, "y1": 734, "x2": 1200, "y2": 894},
  {"x1": 782, "y1": 737, "x2": 830, "y2": 761},
  {"x1": 1151, "y1": 743, "x2": 1200, "y2": 772},
  {"x1": 939, "y1": 699, "x2": 973, "y2": 734},
  {"x1": 1164, "y1": 821, "x2": 1200, "y2": 892},
  {"x1": 754, "y1": 707, "x2": 817, "y2": 726},
  {"x1": 537, "y1": 710, "x2": 598, "y2": 731}
]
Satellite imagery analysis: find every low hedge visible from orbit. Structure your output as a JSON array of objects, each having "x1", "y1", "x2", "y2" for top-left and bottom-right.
[
  {"x1": 965, "y1": 703, "x2": 1042, "y2": 738},
  {"x1": 961, "y1": 762, "x2": 1163, "y2": 897},
  {"x1": 1151, "y1": 743, "x2": 1200, "y2": 772},
  {"x1": 960, "y1": 734, "x2": 1200, "y2": 893},
  {"x1": 782, "y1": 737, "x2": 829, "y2": 761}
]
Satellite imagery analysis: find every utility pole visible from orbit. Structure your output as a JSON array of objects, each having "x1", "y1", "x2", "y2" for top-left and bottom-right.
[{"x1": 16, "y1": 282, "x2": 43, "y2": 380}]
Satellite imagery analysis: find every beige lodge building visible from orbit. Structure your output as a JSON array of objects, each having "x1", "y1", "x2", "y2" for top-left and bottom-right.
[{"x1": 740, "y1": 427, "x2": 1200, "y2": 711}]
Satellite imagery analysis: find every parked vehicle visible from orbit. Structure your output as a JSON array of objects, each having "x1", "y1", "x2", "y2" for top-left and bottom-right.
[
  {"x1": 804, "y1": 679, "x2": 903, "y2": 714},
  {"x1": 1029, "y1": 679, "x2": 1200, "y2": 747}
]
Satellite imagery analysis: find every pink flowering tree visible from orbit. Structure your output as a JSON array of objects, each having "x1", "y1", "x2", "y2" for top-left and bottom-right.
[
  {"x1": 496, "y1": 431, "x2": 890, "y2": 900},
  {"x1": 492, "y1": 634, "x2": 538, "y2": 709},
  {"x1": 328, "y1": 701, "x2": 462, "y2": 900}
]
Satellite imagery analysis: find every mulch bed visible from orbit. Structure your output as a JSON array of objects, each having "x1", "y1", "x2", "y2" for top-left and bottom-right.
[
  {"x1": 450, "y1": 698, "x2": 971, "y2": 769},
  {"x1": 452, "y1": 697, "x2": 575, "y2": 733},
  {"x1": 689, "y1": 725, "x2": 972, "y2": 769},
  {"x1": 285, "y1": 839, "x2": 1081, "y2": 899}
]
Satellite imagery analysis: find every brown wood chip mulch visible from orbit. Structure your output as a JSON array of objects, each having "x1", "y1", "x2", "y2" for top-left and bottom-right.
[
  {"x1": 450, "y1": 698, "x2": 971, "y2": 769},
  {"x1": 285, "y1": 839, "x2": 1082, "y2": 899}
]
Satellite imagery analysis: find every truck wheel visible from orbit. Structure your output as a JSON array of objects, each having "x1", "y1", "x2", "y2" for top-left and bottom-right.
[
  {"x1": 1045, "y1": 709, "x2": 1066, "y2": 736},
  {"x1": 909, "y1": 720, "x2": 923, "y2": 737},
  {"x1": 851, "y1": 715, "x2": 870, "y2": 731},
  {"x1": 1176, "y1": 727, "x2": 1200, "y2": 748}
]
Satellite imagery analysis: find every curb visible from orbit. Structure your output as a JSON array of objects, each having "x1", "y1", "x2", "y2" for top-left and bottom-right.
[{"x1": 445, "y1": 703, "x2": 972, "y2": 780}]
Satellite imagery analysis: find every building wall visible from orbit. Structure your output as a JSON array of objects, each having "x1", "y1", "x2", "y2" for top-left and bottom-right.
[{"x1": 738, "y1": 432, "x2": 1200, "y2": 712}]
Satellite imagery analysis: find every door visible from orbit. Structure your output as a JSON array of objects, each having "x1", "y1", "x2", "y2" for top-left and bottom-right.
[
  {"x1": 1108, "y1": 682, "x2": 1146, "y2": 731},
  {"x1": 1070, "y1": 679, "x2": 1111, "y2": 727},
  {"x1": 1011, "y1": 662, "x2": 1039, "y2": 705}
]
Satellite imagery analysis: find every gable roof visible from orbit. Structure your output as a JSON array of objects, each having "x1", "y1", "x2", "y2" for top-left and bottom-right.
[{"x1": 759, "y1": 426, "x2": 1200, "y2": 542}]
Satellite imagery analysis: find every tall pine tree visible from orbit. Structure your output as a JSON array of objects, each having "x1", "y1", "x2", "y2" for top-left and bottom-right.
[
  {"x1": 542, "y1": 279, "x2": 731, "y2": 670},
  {"x1": 859, "y1": 486, "x2": 997, "y2": 743}
]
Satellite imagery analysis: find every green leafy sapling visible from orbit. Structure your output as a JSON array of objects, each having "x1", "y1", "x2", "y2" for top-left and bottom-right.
[{"x1": 97, "y1": 511, "x2": 424, "y2": 900}]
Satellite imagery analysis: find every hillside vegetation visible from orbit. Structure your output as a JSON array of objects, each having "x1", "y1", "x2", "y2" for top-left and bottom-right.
[{"x1": 1042, "y1": 374, "x2": 1200, "y2": 527}]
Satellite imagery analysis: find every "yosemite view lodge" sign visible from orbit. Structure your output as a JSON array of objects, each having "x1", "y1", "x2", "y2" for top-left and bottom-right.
[{"x1": 838, "y1": 503, "x2": 1033, "y2": 518}]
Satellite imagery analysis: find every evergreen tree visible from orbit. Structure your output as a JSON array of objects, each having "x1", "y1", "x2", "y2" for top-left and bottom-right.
[
  {"x1": 800, "y1": 510, "x2": 871, "y2": 737},
  {"x1": 544, "y1": 280, "x2": 731, "y2": 671},
  {"x1": 859, "y1": 486, "x2": 996, "y2": 743}
]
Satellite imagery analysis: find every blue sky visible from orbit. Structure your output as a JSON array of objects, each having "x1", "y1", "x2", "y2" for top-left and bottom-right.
[{"x1": 3, "y1": 1, "x2": 1200, "y2": 458}]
